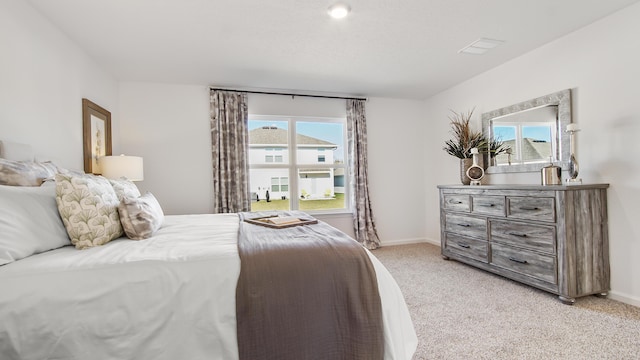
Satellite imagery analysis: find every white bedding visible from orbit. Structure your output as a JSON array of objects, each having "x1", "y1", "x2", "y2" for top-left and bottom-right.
[{"x1": 0, "y1": 214, "x2": 416, "y2": 360}]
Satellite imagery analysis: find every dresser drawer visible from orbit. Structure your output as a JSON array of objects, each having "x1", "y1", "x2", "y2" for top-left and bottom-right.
[
  {"x1": 445, "y1": 233, "x2": 488, "y2": 263},
  {"x1": 490, "y1": 220, "x2": 556, "y2": 254},
  {"x1": 490, "y1": 243, "x2": 557, "y2": 284},
  {"x1": 507, "y1": 197, "x2": 555, "y2": 222},
  {"x1": 445, "y1": 213, "x2": 487, "y2": 239},
  {"x1": 472, "y1": 195, "x2": 505, "y2": 216},
  {"x1": 443, "y1": 194, "x2": 470, "y2": 212}
]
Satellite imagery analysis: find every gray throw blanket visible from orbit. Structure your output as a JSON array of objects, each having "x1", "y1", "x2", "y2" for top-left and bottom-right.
[{"x1": 236, "y1": 211, "x2": 384, "y2": 360}]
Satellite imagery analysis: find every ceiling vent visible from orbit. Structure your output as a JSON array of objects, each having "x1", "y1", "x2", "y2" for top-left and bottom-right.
[{"x1": 458, "y1": 38, "x2": 504, "y2": 55}]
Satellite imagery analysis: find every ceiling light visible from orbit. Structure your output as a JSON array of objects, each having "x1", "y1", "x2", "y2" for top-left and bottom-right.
[
  {"x1": 328, "y1": 3, "x2": 351, "y2": 19},
  {"x1": 458, "y1": 38, "x2": 504, "y2": 55}
]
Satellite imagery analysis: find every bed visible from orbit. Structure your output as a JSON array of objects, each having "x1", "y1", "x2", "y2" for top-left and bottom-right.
[{"x1": 0, "y1": 140, "x2": 417, "y2": 360}]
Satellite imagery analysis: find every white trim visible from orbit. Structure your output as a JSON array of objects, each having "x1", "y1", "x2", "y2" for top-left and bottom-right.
[
  {"x1": 311, "y1": 209, "x2": 352, "y2": 216},
  {"x1": 380, "y1": 237, "x2": 436, "y2": 247},
  {"x1": 607, "y1": 291, "x2": 640, "y2": 308}
]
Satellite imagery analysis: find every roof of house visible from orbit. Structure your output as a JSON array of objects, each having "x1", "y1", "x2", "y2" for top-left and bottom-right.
[
  {"x1": 503, "y1": 138, "x2": 552, "y2": 161},
  {"x1": 249, "y1": 126, "x2": 336, "y2": 147}
]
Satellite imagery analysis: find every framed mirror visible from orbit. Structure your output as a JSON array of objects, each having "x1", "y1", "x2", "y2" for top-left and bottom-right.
[{"x1": 482, "y1": 89, "x2": 572, "y2": 174}]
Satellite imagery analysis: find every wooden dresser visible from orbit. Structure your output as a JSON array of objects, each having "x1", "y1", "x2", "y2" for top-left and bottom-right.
[{"x1": 438, "y1": 184, "x2": 610, "y2": 304}]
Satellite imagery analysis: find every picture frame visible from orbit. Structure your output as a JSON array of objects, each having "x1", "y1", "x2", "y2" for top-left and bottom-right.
[{"x1": 82, "y1": 98, "x2": 112, "y2": 174}]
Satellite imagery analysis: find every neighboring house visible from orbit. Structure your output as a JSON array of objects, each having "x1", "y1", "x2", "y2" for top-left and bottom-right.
[
  {"x1": 496, "y1": 138, "x2": 552, "y2": 165},
  {"x1": 249, "y1": 126, "x2": 338, "y2": 200}
]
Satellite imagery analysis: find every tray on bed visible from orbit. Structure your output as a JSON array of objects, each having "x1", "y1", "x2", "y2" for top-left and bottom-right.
[{"x1": 244, "y1": 215, "x2": 318, "y2": 229}]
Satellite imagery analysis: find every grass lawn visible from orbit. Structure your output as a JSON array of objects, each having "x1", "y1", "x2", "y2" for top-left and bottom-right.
[{"x1": 250, "y1": 193, "x2": 345, "y2": 212}]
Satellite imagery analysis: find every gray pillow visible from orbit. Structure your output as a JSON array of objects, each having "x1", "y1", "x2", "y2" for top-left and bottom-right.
[
  {"x1": 0, "y1": 158, "x2": 58, "y2": 186},
  {"x1": 118, "y1": 192, "x2": 164, "y2": 240},
  {"x1": 0, "y1": 184, "x2": 71, "y2": 265}
]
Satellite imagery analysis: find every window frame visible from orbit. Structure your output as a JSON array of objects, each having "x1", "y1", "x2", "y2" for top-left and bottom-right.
[
  {"x1": 493, "y1": 121, "x2": 557, "y2": 165},
  {"x1": 248, "y1": 115, "x2": 350, "y2": 215}
]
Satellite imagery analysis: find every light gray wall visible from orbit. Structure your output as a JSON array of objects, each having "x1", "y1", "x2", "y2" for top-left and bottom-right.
[
  {"x1": 424, "y1": 2, "x2": 640, "y2": 306},
  {"x1": 119, "y1": 85, "x2": 427, "y2": 243},
  {"x1": 0, "y1": 0, "x2": 118, "y2": 170},
  {"x1": 118, "y1": 83, "x2": 213, "y2": 215}
]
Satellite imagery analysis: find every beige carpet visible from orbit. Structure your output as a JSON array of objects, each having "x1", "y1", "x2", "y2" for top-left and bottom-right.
[{"x1": 373, "y1": 243, "x2": 640, "y2": 360}]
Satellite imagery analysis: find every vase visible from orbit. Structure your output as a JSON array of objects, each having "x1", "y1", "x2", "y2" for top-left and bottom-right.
[{"x1": 460, "y1": 158, "x2": 473, "y2": 185}]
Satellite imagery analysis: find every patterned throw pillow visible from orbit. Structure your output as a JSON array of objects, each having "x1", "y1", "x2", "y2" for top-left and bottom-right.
[
  {"x1": 118, "y1": 192, "x2": 164, "y2": 240},
  {"x1": 55, "y1": 173, "x2": 123, "y2": 249},
  {"x1": 0, "y1": 158, "x2": 59, "y2": 186},
  {"x1": 109, "y1": 178, "x2": 141, "y2": 201}
]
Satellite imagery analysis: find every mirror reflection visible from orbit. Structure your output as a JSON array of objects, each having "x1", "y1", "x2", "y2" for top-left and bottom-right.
[
  {"x1": 492, "y1": 105, "x2": 557, "y2": 166},
  {"x1": 482, "y1": 89, "x2": 572, "y2": 174}
]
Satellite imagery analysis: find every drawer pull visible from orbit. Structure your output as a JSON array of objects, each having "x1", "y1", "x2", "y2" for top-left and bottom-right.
[
  {"x1": 509, "y1": 257, "x2": 528, "y2": 264},
  {"x1": 480, "y1": 203, "x2": 495, "y2": 207},
  {"x1": 457, "y1": 223, "x2": 471, "y2": 227},
  {"x1": 453, "y1": 201, "x2": 463, "y2": 204},
  {"x1": 508, "y1": 232, "x2": 528, "y2": 238},
  {"x1": 520, "y1": 206, "x2": 540, "y2": 211},
  {"x1": 457, "y1": 243, "x2": 471, "y2": 249}
]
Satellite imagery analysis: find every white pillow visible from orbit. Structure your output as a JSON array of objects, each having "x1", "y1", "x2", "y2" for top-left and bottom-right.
[
  {"x1": 118, "y1": 192, "x2": 164, "y2": 240},
  {"x1": 55, "y1": 173, "x2": 123, "y2": 250},
  {"x1": 109, "y1": 178, "x2": 141, "y2": 201},
  {"x1": 0, "y1": 184, "x2": 71, "y2": 265}
]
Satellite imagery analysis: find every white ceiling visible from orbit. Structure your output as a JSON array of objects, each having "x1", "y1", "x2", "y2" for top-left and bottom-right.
[{"x1": 27, "y1": 0, "x2": 640, "y2": 99}]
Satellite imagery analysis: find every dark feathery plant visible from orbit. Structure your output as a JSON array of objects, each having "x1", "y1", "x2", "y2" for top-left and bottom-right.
[
  {"x1": 484, "y1": 136, "x2": 510, "y2": 158},
  {"x1": 443, "y1": 108, "x2": 485, "y2": 159}
]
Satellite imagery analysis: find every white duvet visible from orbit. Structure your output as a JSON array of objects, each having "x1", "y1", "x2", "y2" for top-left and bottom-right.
[{"x1": 0, "y1": 214, "x2": 416, "y2": 360}]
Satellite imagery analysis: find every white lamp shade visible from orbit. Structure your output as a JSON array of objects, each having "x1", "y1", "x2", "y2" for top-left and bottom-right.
[{"x1": 100, "y1": 155, "x2": 144, "y2": 181}]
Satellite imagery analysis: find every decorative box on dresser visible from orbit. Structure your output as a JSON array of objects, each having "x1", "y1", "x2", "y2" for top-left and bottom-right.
[{"x1": 438, "y1": 184, "x2": 610, "y2": 304}]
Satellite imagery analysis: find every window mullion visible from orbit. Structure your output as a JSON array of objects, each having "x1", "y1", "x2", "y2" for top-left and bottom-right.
[{"x1": 289, "y1": 119, "x2": 299, "y2": 211}]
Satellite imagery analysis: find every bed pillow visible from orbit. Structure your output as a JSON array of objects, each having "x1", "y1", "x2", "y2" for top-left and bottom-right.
[
  {"x1": 0, "y1": 184, "x2": 71, "y2": 265},
  {"x1": 109, "y1": 178, "x2": 141, "y2": 201},
  {"x1": 0, "y1": 158, "x2": 58, "y2": 186},
  {"x1": 55, "y1": 173, "x2": 123, "y2": 250},
  {"x1": 118, "y1": 192, "x2": 164, "y2": 240}
]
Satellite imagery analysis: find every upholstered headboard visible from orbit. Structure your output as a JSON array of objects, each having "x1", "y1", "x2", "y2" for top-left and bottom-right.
[{"x1": 0, "y1": 140, "x2": 35, "y2": 162}]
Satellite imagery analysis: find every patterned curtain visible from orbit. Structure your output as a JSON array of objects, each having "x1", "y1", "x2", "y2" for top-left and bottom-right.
[
  {"x1": 210, "y1": 90, "x2": 250, "y2": 213},
  {"x1": 347, "y1": 99, "x2": 381, "y2": 250}
]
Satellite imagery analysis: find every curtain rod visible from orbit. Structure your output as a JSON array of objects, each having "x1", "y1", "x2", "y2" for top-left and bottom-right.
[{"x1": 209, "y1": 87, "x2": 367, "y2": 101}]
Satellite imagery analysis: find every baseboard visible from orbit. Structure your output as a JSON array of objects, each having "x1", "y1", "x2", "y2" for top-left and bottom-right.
[
  {"x1": 423, "y1": 237, "x2": 441, "y2": 246},
  {"x1": 381, "y1": 237, "x2": 440, "y2": 247},
  {"x1": 607, "y1": 291, "x2": 640, "y2": 308}
]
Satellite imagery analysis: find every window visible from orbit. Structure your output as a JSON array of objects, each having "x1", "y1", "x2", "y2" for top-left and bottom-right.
[
  {"x1": 493, "y1": 122, "x2": 555, "y2": 165},
  {"x1": 271, "y1": 177, "x2": 288, "y2": 192},
  {"x1": 264, "y1": 147, "x2": 284, "y2": 163},
  {"x1": 490, "y1": 105, "x2": 560, "y2": 166},
  {"x1": 248, "y1": 117, "x2": 348, "y2": 213}
]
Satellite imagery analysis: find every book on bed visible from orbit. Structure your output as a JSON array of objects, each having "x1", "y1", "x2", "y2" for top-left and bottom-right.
[{"x1": 244, "y1": 215, "x2": 318, "y2": 228}]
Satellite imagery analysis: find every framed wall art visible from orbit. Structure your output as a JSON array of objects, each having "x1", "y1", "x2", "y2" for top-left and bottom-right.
[{"x1": 82, "y1": 98, "x2": 112, "y2": 174}]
